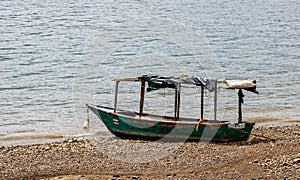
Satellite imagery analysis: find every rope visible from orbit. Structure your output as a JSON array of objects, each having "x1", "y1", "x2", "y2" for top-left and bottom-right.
[
  {"x1": 195, "y1": 119, "x2": 203, "y2": 132},
  {"x1": 235, "y1": 127, "x2": 276, "y2": 143},
  {"x1": 196, "y1": 119, "x2": 275, "y2": 142},
  {"x1": 82, "y1": 107, "x2": 90, "y2": 129}
]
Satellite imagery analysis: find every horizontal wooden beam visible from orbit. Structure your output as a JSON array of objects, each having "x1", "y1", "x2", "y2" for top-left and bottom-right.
[{"x1": 112, "y1": 77, "x2": 139, "y2": 82}]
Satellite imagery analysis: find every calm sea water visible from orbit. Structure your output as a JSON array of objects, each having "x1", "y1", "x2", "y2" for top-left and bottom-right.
[{"x1": 0, "y1": 0, "x2": 299, "y2": 146}]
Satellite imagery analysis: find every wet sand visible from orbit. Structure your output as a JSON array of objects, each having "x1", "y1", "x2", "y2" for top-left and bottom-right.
[{"x1": 0, "y1": 125, "x2": 299, "y2": 179}]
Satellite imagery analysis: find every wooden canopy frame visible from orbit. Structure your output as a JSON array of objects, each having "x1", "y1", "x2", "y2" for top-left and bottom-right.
[{"x1": 112, "y1": 76, "x2": 257, "y2": 122}]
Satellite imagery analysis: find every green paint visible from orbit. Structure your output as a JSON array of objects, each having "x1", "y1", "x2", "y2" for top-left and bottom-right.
[{"x1": 88, "y1": 105, "x2": 254, "y2": 142}]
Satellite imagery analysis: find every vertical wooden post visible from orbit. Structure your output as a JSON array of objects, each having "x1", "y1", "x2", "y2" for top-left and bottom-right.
[
  {"x1": 174, "y1": 84, "x2": 178, "y2": 121},
  {"x1": 173, "y1": 83, "x2": 181, "y2": 121},
  {"x1": 113, "y1": 81, "x2": 119, "y2": 113},
  {"x1": 200, "y1": 86, "x2": 204, "y2": 120},
  {"x1": 238, "y1": 89, "x2": 244, "y2": 123},
  {"x1": 139, "y1": 80, "x2": 146, "y2": 118},
  {"x1": 214, "y1": 80, "x2": 217, "y2": 121},
  {"x1": 177, "y1": 83, "x2": 181, "y2": 120}
]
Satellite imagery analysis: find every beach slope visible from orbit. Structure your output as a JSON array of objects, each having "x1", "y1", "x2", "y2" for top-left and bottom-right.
[{"x1": 0, "y1": 126, "x2": 299, "y2": 179}]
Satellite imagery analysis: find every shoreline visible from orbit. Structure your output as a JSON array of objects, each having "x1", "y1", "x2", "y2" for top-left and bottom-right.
[
  {"x1": 1, "y1": 125, "x2": 299, "y2": 179},
  {"x1": 1, "y1": 119, "x2": 299, "y2": 148}
]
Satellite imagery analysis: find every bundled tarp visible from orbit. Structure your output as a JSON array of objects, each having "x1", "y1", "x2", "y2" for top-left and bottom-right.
[
  {"x1": 224, "y1": 79, "x2": 258, "y2": 94},
  {"x1": 137, "y1": 75, "x2": 216, "y2": 92}
]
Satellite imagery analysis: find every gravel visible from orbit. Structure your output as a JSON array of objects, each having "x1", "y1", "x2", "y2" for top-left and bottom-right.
[{"x1": 0, "y1": 125, "x2": 299, "y2": 179}]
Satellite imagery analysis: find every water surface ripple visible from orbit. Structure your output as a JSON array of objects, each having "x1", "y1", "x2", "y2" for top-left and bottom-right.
[{"x1": 0, "y1": 0, "x2": 299, "y2": 145}]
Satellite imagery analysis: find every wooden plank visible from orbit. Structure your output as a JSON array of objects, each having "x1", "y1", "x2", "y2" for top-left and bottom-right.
[
  {"x1": 113, "y1": 81, "x2": 119, "y2": 113},
  {"x1": 200, "y1": 86, "x2": 204, "y2": 120},
  {"x1": 139, "y1": 80, "x2": 146, "y2": 117},
  {"x1": 112, "y1": 77, "x2": 139, "y2": 82}
]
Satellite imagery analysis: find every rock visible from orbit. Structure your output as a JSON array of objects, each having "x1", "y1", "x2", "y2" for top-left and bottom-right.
[
  {"x1": 252, "y1": 160, "x2": 259, "y2": 164},
  {"x1": 252, "y1": 160, "x2": 259, "y2": 163},
  {"x1": 1, "y1": 125, "x2": 300, "y2": 179},
  {"x1": 293, "y1": 158, "x2": 300, "y2": 164},
  {"x1": 247, "y1": 136, "x2": 256, "y2": 144},
  {"x1": 281, "y1": 162, "x2": 288, "y2": 166},
  {"x1": 44, "y1": 146, "x2": 50, "y2": 151}
]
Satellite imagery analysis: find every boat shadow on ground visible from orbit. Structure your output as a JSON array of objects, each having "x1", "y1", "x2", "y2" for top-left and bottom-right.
[
  {"x1": 87, "y1": 134, "x2": 275, "y2": 146},
  {"x1": 219, "y1": 136, "x2": 276, "y2": 146}
]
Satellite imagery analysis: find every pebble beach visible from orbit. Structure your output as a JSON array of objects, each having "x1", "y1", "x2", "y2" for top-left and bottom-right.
[{"x1": 1, "y1": 125, "x2": 299, "y2": 179}]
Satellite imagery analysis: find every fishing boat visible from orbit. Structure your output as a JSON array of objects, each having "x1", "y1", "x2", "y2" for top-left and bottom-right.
[{"x1": 86, "y1": 75, "x2": 258, "y2": 142}]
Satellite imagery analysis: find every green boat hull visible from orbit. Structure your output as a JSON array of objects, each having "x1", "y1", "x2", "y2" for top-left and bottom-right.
[{"x1": 87, "y1": 104, "x2": 255, "y2": 142}]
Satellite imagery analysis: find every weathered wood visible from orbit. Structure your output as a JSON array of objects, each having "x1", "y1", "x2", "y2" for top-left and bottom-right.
[
  {"x1": 238, "y1": 89, "x2": 244, "y2": 123},
  {"x1": 177, "y1": 83, "x2": 181, "y2": 120},
  {"x1": 88, "y1": 75, "x2": 258, "y2": 141},
  {"x1": 87, "y1": 104, "x2": 255, "y2": 142},
  {"x1": 112, "y1": 77, "x2": 139, "y2": 82},
  {"x1": 200, "y1": 86, "x2": 204, "y2": 120},
  {"x1": 139, "y1": 80, "x2": 146, "y2": 118},
  {"x1": 174, "y1": 86, "x2": 178, "y2": 121},
  {"x1": 113, "y1": 81, "x2": 119, "y2": 113},
  {"x1": 214, "y1": 80, "x2": 218, "y2": 121}
]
